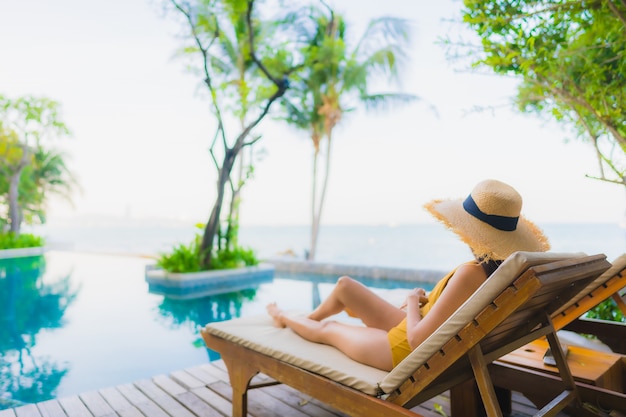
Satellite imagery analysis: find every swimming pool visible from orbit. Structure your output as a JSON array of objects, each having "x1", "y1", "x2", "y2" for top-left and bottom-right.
[{"x1": 0, "y1": 251, "x2": 432, "y2": 409}]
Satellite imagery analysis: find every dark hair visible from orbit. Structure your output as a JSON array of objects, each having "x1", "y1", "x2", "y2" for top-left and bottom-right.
[{"x1": 480, "y1": 258, "x2": 503, "y2": 277}]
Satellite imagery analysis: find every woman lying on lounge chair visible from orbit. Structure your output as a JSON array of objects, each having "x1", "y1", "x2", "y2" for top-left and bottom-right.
[{"x1": 267, "y1": 179, "x2": 551, "y2": 371}]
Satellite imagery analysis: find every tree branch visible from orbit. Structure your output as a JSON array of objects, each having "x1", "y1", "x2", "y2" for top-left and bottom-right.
[
  {"x1": 577, "y1": 109, "x2": 605, "y2": 177},
  {"x1": 245, "y1": 0, "x2": 288, "y2": 89},
  {"x1": 607, "y1": 0, "x2": 626, "y2": 30},
  {"x1": 242, "y1": 134, "x2": 263, "y2": 148},
  {"x1": 585, "y1": 173, "x2": 626, "y2": 186},
  {"x1": 532, "y1": 74, "x2": 626, "y2": 149},
  {"x1": 208, "y1": 127, "x2": 221, "y2": 172},
  {"x1": 171, "y1": 0, "x2": 229, "y2": 150}
]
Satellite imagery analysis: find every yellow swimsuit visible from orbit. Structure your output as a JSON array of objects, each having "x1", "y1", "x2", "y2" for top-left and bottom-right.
[{"x1": 387, "y1": 263, "x2": 475, "y2": 367}]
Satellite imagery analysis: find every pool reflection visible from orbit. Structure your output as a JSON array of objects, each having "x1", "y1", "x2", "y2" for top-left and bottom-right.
[
  {"x1": 155, "y1": 289, "x2": 258, "y2": 361},
  {"x1": 0, "y1": 255, "x2": 77, "y2": 409}
]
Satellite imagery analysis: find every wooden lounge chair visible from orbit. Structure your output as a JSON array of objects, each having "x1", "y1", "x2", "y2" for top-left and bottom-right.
[
  {"x1": 481, "y1": 254, "x2": 626, "y2": 415},
  {"x1": 201, "y1": 252, "x2": 610, "y2": 417},
  {"x1": 554, "y1": 253, "x2": 626, "y2": 354},
  {"x1": 552, "y1": 253, "x2": 626, "y2": 331}
]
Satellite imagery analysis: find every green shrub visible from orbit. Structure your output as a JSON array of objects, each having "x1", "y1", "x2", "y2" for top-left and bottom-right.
[
  {"x1": 587, "y1": 298, "x2": 625, "y2": 322},
  {"x1": 156, "y1": 241, "x2": 203, "y2": 273},
  {"x1": 156, "y1": 227, "x2": 259, "y2": 273},
  {"x1": 212, "y1": 245, "x2": 259, "y2": 270},
  {"x1": 0, "y1": 232, "x2": 45, "y2": 250}
]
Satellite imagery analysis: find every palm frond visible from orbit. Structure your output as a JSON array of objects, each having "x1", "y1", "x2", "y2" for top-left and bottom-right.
[
  {"x1": 353, "y1": 16, "x2": 411, "y2": 57},
  {"x1": 359, "y1": 93, "x2": 419, "y2": 112}
]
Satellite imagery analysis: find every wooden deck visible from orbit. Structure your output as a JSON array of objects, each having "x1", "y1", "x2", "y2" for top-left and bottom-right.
[{"x1": 0, "y1": 361, "x2": 562, "y2": 417}]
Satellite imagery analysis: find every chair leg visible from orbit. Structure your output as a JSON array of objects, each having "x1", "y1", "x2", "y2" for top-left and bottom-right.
[
  {"x1": 495, "y1": 387, "x2": 512, "y2": 416},
  {"x1": 450, "y1": 379, "x2": 485, "y2": 417},
  {"x1": 612, "y1": 292, "x2": 626, "y2": 316},
  {"x1": 222, "y1": 357, "x2": 259, "y2": 417},
  {"x1": 468, "y1": 344, "x2": 503, "y2": 417},
  {"x1": 542, "y1": 329, "x2": 583, "y2": 416},
  {"x1": 451, "y1": 380, "x2": 512, "y2": 417}
]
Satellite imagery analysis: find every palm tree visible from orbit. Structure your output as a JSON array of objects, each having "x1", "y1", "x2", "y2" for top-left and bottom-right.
[
  {"x1": 24, "y1": 147, "x2": 76, "y2": 224},
  {"x1": 282, "y1": 6, "x2": 416, "y2": 261},
  {"x1": 0, "y1": 128, "x2": 30, "y2": 232},
  {"x1": 0, "y1": 95, "x2": 71, "y2": 235},
  {"x1": 0, "y1": 133, "x2": 75, "y2": 232}
]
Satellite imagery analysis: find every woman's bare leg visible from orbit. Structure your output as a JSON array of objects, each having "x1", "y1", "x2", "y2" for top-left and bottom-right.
[
  {"x1": 267, "y1": 303, "x2": 394, "y2": 371},
  {"x1": 308, "y1": 276, "x2": 405, "y2": 331}
]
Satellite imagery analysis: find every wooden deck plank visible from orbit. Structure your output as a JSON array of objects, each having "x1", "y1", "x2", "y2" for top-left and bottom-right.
[
  {"x1": 410, "y1": 395, "x2": 451, "y2": 417},
  {"x1": 97, "y1": 388, "x2": 143, "y2": 417},
  {"x1": 169, "y1": 372, "x2": 204, "y2": 390},
  {"x1": 198, "y1": 363, "x2": 230, "y2": 383},
  {"x1": 170, "y1": 392, "x2": 222, "y2": 417},
  {"x1": 78, "y1": 392, "x2": 115, "y2": 417},
  {"x1": 13, "y1": 405, "x2": 41, "y2": 417},
  {"x1": 133, "y1": 379, "x2": 195, "y2": 417},
  {"x1": 0, "y1": 409, "x2": 17, "y2": 417},
  {"x1": 57, "y1": 397, "x2": 92, "y2": 417},
  {"x1": 261, "y1": 384, "x2": 344, "y2": 417},
  {"x1": 114, "y1": 384, "x2": 169, "y2": 417},
  {"x1": 36, "y1": 400, "x2": 67, "y2": 417},
  {"x1": 209, "y1": 380, "x2": 313, "y2": 417},
  {"x1": 1, "y1": 362, "x2": 553, "y2": 417},
  {"x1": 182, "y1": 367, "x2": 219, "y2": 386},
  {"x1": 134, "y1": 379, "x2": 185, "y2": 405},
  {"x1": 208, "y1": 359, "x2": 272, "y2": 385},
  {"x1": 189, "y1": 386, "x2": 241, "y2": 417}
]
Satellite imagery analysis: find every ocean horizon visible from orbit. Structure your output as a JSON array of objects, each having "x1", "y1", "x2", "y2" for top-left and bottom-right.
[{"x1": 33, "y1": 219, "x2": 626, "y2": 271}]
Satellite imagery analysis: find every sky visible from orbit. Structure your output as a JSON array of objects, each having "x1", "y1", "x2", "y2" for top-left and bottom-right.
[{"x1": 1, "y1": 0, "x2": 624, "y2": 227}]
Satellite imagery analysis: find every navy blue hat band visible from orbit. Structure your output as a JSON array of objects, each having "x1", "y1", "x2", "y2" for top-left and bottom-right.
[{"x1": 462, "y1": 194, "x2": 519, "y2": 232}]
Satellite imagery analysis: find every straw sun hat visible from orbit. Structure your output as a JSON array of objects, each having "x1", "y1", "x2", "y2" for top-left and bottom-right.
[{"x1": 424, "y1": 179, "x2": 550, "y2": 261}]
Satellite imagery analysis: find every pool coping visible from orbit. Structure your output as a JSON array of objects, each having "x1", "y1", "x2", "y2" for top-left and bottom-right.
[
  {"x1": 0, "y1": 246, "x2": 47, "y2": 259},
  {"x1": 268, "y1": 258, "x2": 445, "y2": 284}
]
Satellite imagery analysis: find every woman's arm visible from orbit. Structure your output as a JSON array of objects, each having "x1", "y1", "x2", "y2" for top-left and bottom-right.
[{"x1": 406, "y1": 263, "x2": 487, "y2": 350}]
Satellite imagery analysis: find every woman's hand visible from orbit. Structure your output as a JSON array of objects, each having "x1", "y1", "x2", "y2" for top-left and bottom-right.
[{"x1": 400, "y1": 288, "x2": 428, "y2": 309}]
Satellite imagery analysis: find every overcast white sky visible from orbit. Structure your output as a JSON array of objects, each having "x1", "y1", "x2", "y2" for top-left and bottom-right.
[{"x1": 1, "y1": 0, "x2": 624, "y2": 227}]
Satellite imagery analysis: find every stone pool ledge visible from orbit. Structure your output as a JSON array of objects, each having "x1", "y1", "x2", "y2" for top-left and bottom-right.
[
  {"x1": 145, "y1": 263, "x2": 275, "y2": 299},
  {"x1": 0, "y1": 246, "x2": 46, "y2": 259},
  {"x1": 267, "y1": 258, "x2": 446, "y2": 284}
]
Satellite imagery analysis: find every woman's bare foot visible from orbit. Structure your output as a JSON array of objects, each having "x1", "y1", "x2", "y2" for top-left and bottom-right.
[{"x1": 266, "y1": 302, "x2": 286, "y2": 328}]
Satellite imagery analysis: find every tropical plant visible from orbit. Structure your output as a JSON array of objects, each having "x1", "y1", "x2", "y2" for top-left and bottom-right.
[
  {"x1": 0, "y1": 95, "x2": 74, "y2": 238},
  {"x1": 281, "y1": 5, "x2": 416, "y2": 260},
  {"x1": 0, "y1": 232, "x2": 44, "y2": 250},
  {"x1": 456, "y1": 0, "x2": 626, "y2": 187},
  {"x1": 156, "y1": 224, "x2": 259, "y2": 273},
  {"x1": 586, "y1": 298, "x2": 625, "y2": 323},
  {"x1": 162, "y1": 0, "x2": 303, "y2": 271}
]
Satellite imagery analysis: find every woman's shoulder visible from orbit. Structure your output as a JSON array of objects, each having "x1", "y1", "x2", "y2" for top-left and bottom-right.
[{"x1": 453, "y1": 261, "x2": 488, "y2": 281}]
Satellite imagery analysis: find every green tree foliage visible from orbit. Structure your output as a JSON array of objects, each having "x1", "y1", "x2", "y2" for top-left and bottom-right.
[
  {"x1": 460, "y1": 0, "x2": 626, "y2": 186},
  {"x1": 163, "y1": 0, "x2": 304, "y2": 270},
  {"x1": 0, "y1": 95, "x2": 75, "y2": 237},
  {"x1": 281, "y1": 5, "x2": 416, "y2": 260},
  {"x1": 586, "y1": 298, "x2": 625, "y2": 322}
]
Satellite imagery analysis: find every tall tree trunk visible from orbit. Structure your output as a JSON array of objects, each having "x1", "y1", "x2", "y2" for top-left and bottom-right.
[
  {"x1": 226, "y1": 121, "x2": 248, "y2": 250},
  {"x1": 8, "y1": 149, "x2": 29, "y2": 235},
  {"x1": 308, "y1": 148, "x2": 320, "y2": 260},
  {"x1": 201, "y1": 148, "x2": 238, "y2": 268},
  {"x1": 308, "y1": 134, "x2": 333, "y2": 261},
  {"x1": 8, "y1": 172, "x2": 22, "y2": 234}
]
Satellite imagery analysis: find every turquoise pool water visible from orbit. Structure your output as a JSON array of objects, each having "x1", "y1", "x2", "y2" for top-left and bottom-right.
[{"x1": 0, "y1": 251, "x2": 430, "y2": 409}]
